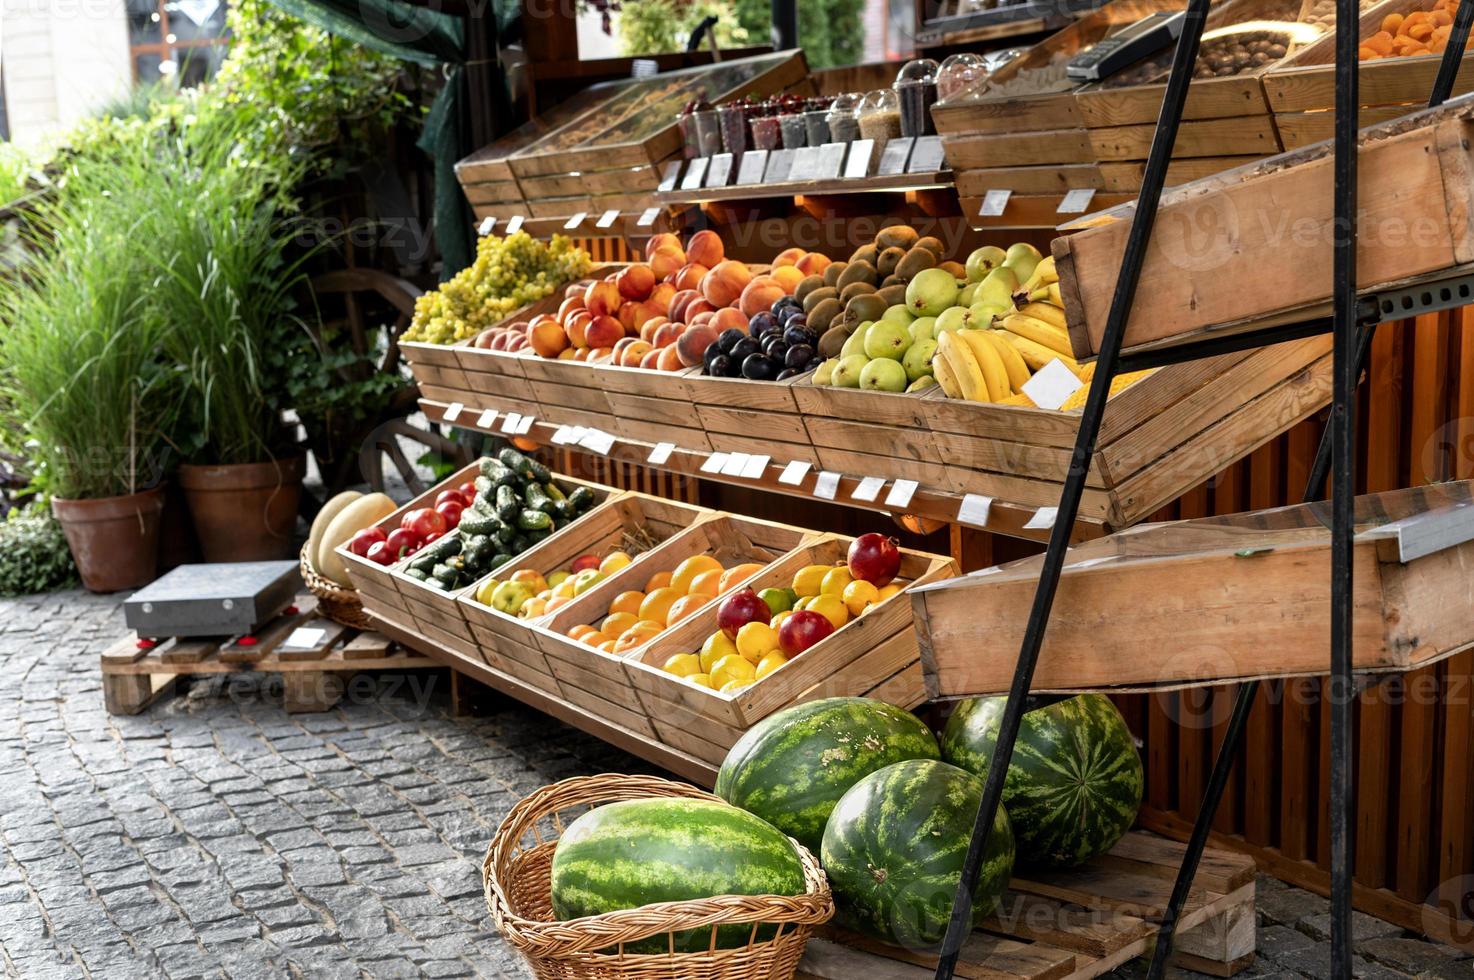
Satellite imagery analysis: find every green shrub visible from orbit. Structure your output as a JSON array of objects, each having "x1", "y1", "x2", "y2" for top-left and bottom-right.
[{"x1": 0, "y1": 509, "x2": 77, "y2": 597}]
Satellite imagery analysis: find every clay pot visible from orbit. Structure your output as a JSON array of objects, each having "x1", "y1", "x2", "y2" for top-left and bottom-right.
[
  {"x1": 179, "y1": 455, "x2": 305, "y2": 562},
  {"x1": 51, "y1": 486, "x2": 166, "y2": 593}
]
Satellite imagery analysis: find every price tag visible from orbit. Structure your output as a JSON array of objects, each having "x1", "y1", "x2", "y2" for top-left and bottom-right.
[
  {"x1": 720, "y1": 452, "x2": 750, "y2": 477},
  {"x1": 515, "y1": 415, "x2": 535, "y2": 435},
  {"x1": 844, "y1": 139, "x2": 876, "y2": 179},
  {"x1": 648, "y1": 442, "x2": 676, "y2": 465},
  {"x1": 736, "y1": 150, "x2": 769, "y2": 185},
  {"x1": 812, "y1": 471, "x2": 841, "y2": 500},
  {"x1": 907, "y1": 135, "x2": 945, "y2": 174},
  {"x1": 657, "y1": 161, "x2": 683, "y2": 192},
  {"x1": 813, "y1": 142, "x2": 847, "y2": 180},
  {"x1": 876, "y1": 137, "x2": 915, "y2": 176},
  {"x1": 884, "y1": 479, "x2": 918, "y2": 509},
  {"x1": 979, "y1": 190, "x2": 1011, "y2": 218},
  {"x1": 1025, "y1": 507, "x2": 1059, "y2": 530},
  {"x1": 1058, "y1": 187, "x2": 1097, "y2": 214},
  {"x1": 739, "y1": 454, "x2": 770, "y2": 479},
  {"x1": 636, "y1": 206, "x2": 662, "y2": 227},
  {"x1": 700, "y1": 453, "x2": 729, "y2": 475},
  {"x1": 763, "y1": 148, "x2": 797, "y2": 184},
  {"x1": 957, "y1": 493, "x2": 993, "y2": 528},
  {"x1": 681, "y1": 158, "x2": 709, "y2": 190},
  {"x1": 476, "y1": 409, "x2": 498, "y2": 429},
  {"x1": 596, "y1": 209, "x2": 620, "y2": 228},
  {"x1": 1022, "y1": 359, "x2": 1084, "y2": 411},
  {"x1": 500, "y1": 413, "x2": 522, "y2": 434},
  {"x1": 851, "y1": 476, "x2": 886, "y2": 503},
  {"x1": 563, "y1": 212, "x2": 587, "y2": 230},
  {"x1": 477, "y1": 216, "x2": 497, "y2": 235},
  {"x1": 442, "y1": 402, "x2": 464, "y2": 423},
  {"x1": 550, "y1": 425, "x2": 576, "y2": 446},
  {"x1": 579, "y1": 429, "x2": 615, "y2": 455},
  {"x1": 282, "y1": 627, "x2": 325, "y2": 650},
  {"x1": 778, "y1": 460, "x2": 811, "y2": 486},
  {"x1": 505, "y1": 214, "x2": 525, "y2": 233},
  {"x1": 788, "y1": 146, "x2": 822, "y2": 182},
  {"x1": 705, "y1": 153, "x2": 734, "y2": 187}
]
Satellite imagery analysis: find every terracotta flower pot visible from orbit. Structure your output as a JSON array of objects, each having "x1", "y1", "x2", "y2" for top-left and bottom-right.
[
  {"x1": 51, "y1": 486, "x2": 166, "y2": 593},
  {"x1": 179, "y1": 455, "x2": 305, "y2": 562}
]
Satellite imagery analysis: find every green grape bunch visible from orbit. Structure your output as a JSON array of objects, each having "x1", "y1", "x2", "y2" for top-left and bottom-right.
[{"x1": 404, "y1": 232, "x2": 593, "y2": 345}]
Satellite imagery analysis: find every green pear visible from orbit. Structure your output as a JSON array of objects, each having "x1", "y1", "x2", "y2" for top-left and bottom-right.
[
  {"x1": 902, "y1": 339, "x2": 937, "y2": 382},
  {"x1": 934, "y1": 306, "x2": 975, "y2": 335},
  {"x1": 958, "y1": 282, "x2": 979, "y2": 308},
  {"x1": 908, "y1": 316, "x2": 936, "y2": 343},
  {"x1": 881, "y1": 304, "x2": 915, "y2": 325},
  {"x1": 863, "y1": 319, "x2": 911, "y2": 360},
  {"x1": 906, "y1": 375, "x2": 938, "y2": 392},
  {"x1": 965, "y1": 245, "x2": 1007, "y2": 282},
  {"x1": 975, "y1": 266, "x2": 1019, "y2": 309},
  {"x1": 905, "y1": 267, "x2": 960, "y2": 317},
  {"x1": 814, "y1": 357, "x2": 838, "y2": 385},
  {"x1": 969, "y1": 301, "x2": 1009, "y2": 327},
  {"x1": 859, "y1": 357, "x2": 908, "y2": 393},
  {"x1": 840, "y1": 321, "x2": 872, "y2": 360},
  {"x1": 1001, "y1": 242, "x2": 1043, "y2": 283},
  {"x1": 833, "y1": 354, "x2": 868, "y2": 388}
]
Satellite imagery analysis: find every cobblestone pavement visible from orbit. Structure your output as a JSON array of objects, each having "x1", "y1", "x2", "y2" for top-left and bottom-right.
[{"x1": 1, "y1": 589, "x2": 1471, "y2": 979}]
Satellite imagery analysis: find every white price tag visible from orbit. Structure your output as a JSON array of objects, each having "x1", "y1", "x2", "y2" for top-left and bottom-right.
[
  {"x1": 884, "y1": 479, "x2": 918, "y2": 509},
  {"x1": 979, "y1": 190, "x2": 1012, "y2": 218},
  {"x1": 813, "y1": 471, "x2": 841, "y2": 500},
  {"x1": 283, "y1": 627, "x2": 326, "y2": 650},
  {"x1": 1058, "y1": 188, "x2": 1097, "y2": 214},
  {"x1": 579, "y1": 429, "x2": 615, "y2": 455},
  {"x1": 596, "y1": 209, "x2": 620, "y2": 229},
  {"x1": 515, "y1": 415, "x2": 535, "y2": 435},
  {"x1": 705, "y1": 153, "x2": 734, "y2": 187},
  {"x1": 442, "y1": 402, "x2": 464, "y2": 423},
  {"x1": 505, "y1": 215, "x2": 525, "y2": 233},
  {"x1": 476, "y1": 409, "x2": 498, "y2": 429},
  {"x1": 1022, "y1": 359, "x2": 1085, "y2": 411},
  {"x1": 477, "y1": 216, "x2": 496, "y2": 235},
  {"x1": 681, "y1": 157, "x2": 710, "y2": 190},
  {"x1": 500, "y1": 413, "x2": 522, "y2": 434},
  {"x1": 736, "y1": 150, "x2": 769, "y2": 185},
  {"x1": 778, "y1": 460, "x2": 811, "y2": 486},
  {"x1": 700, "y1": 453, "x2": 729, "y2": 475},
  {"x1": 648, "y1": 442, "x2": 676, "y2": 465},
  {"x1": 637, "y1": 206, "x2": 661, "y2": 227},
  {"x1": 844, "y1": 139, "x2": 876, "y2": 179},
  {"x1": 957, "y1": 494, "x2": 993, "y2": 528},
  {"x1": 550, "y1": 425, "x2": 573, "y2": 445},
  {"x1": 720, "y1": 452, "x2": 750, "y2": 477},
  {"x1": 563, "y1": 212, "x2": 587, "y2": 230},
  {"x1": 740, "y1": 454, "x2": 770, "y2": 479},
  {"x1": 851, "y1": 476, "x2": 886, "y2": 503},
  {"x1": 1025, "y1": 507, "x2": 1059, "y2": 530},
  {"x1": 657, "y1": 161, "x2": 682, "y2": 192}
]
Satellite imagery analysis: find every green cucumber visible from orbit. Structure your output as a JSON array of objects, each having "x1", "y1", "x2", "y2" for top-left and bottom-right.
[
  {"x1": 498, "y1": 448, "x2": 534, "y2": 479},
  {"x1": 495, "y1": 483, "x2": 520, "y2": 521},
  {"x1": 516, "y1": 508, "x2": 552, "y2": 532},
  {"x1": 529, "y1": 457, "x2": 551, "y2": 483},
  {"x1": 568, "y1": 486, "x2": 595, "y2": 513}
]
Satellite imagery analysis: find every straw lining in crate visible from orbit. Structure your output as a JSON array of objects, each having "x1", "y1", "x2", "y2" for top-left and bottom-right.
[
  {"x1": 523, "y1": 514, "x2": 816, "y2": 740},
  {"x1": 686, "y1": 372, "x2": 819, "y2": 468},
  {"x1": 791, "y1": 381, "x2": 948, "y2": 488}
]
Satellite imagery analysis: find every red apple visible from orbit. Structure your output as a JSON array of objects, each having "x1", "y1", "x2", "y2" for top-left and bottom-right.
[
  {"x1": 347, "y1": 526, "x2": 386, "y2": 558},
  {"x1": 779, "y1": 609, "x2": 835, "y2": 656},
  {"x1": 717, "y1": 588, "x2": 771, "y2": 640},
  {"x1": 847, "y1": 533, "x2": 901, "y2": 587},
  {"x1": 571, "y1": 555, "x2": 601, "y2": 573}
]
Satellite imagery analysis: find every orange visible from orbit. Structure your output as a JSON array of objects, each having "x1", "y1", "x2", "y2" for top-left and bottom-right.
[
  {"x1": 569, "y1": 624, "x2": 597, "y2": 640},
  {"x1": 671, "y1": 555, "x2": 723, "y2": 594},
  {"x1": 580, "y1": 631, "x2": 610, "y2": 647},
  {"x1": 638, "y1": 586, "x2": 684, "y2": 627},
  {"x1": 608, "y1": 590, "x2": 646, "y2": 617},
  {"x1": 665, "y1": 593, "x2": 709, "y2": 625},
  {"x1": 602, "y1": 611, "x2": 638, "y2": 638},
  {"x1": 644, "y1": 570, "x2": 673, "y2": 592},
  {"x1": 614, "y1": 621, "x2": 662, "y2": 654},
  {"x1": 688, "y1": 568, "x2": 724, "y2": 597},
  {"x1": 598, "y1": 640, "x2": 617, "y2": 654},
  {"x1": 719, "y1": 563, "x2": 765, "y2": 592}
]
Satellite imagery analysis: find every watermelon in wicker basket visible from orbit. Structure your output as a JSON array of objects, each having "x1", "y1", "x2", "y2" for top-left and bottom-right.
[{"x1": 484, "y1": 773, "x2": 834, "y2": 980}]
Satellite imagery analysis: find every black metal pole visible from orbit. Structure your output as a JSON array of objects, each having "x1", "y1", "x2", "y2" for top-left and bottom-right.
[
  {"x1": 1429, "y1": 0, "x2": 1474, "y2": 107},
  {"x1": 931, "y1": 2, "x2": 1212, "y2": 976},
  {"x1": 771, "y1": 0, "x2": 798, "y2": 50}
]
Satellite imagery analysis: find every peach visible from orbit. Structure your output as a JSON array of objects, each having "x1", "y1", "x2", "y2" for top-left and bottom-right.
[
  {"x1": 488, "y1": 331, "x2": 511, "y2": 351},
  {"x1": 687, "y1": 229, "x2": 725, "y2": 268},
  {"x1": 683, "y1": 297, "x2": 715, "y2": 321},
  {"x1": 675, "y1": 323, "x2": 720, "y2": 368},
  {"x1": 650, "y1": 281, "x2": 676, "y2": 310},
  {"x1": 585, "y1": 280, "x2": 621, "y2": 318},
  {"x1": 656, "y1": 344, "x2": 684, "y2": 371},
  {"x1": 585, "y1": 314, "x2": 624, "y2": 350},
  {"x1": 739, "y1": 275, "x2": 786, "y2": 319},
  {"x1": 640, "y1": 347, "x2": 663, "y2": 370},
  {"x1": 566, "y1": 280, "x2": 592, "y2": 299},
  {"x1": 566, "y1": 310, "x2": 593, "y2": 349},
  {"x1": 619, "y1": 340, "x2": 652, "y2": 367},
  {"x1": 506, "y1": 334, "x2": 529, "y2": 351},
  {"x1": 771, "y1": 265, "x2": 804, "y2": 292},
  {"x1": 612, "y1": 336, "x2": 638, "y2": 361},
  {"x1": 772, "y1": 247, "x2": 805, "y2": 267},
  {"x1": 673, "y1": 262, "x2": 709, "y2": 293},
  {"x1": 631, "y1": 299, "x2": 666, "y2": 333},
  {"x1": 617, "y1": 300, "x2": 639, "y2": 333},
  {"x1": 644, "y1": 232, "x2": 682, "y2": 260},
  {"x1": 573, "y1": 348, "x2": 590, "y2": 361},
  {"x1": 701, "y1": 260, "x2": 752, "y2": 308},
  {"x1": 587, "y1": 346, "x2": 615, "y2": 364},
  {"x1": 669, "y1": 289, "x2": 701, "y2": 322},
  {"x1": 652, "y1": 321, "x2": 683, "y2": 348},
  {"x1": 555, "y1": 345, "x2": 574, "y2": 359},
  {"x1": 640, "y1": 315, "x2": 668, "y2": 343},
  {"x1": 794, "y1": 252, "x2": 832, "y2": 276},
  {"x1": 557, "y1": 294, "x2": 585, "y2": 323},
  {"x1": 529, "y1": 317, "x2": 570, "y2": 358},
  {"x1": 690, "y1": 310, "x2": 716, "y2": 330},
  {"x1": 616, "y1": 264, "x2": 656, "y2": 301},
  {"x1": 711, "y1": 306, "x2": 748, "y2": 334},
  {"x1": 650, "y1": 246, "x2": 686, "y2": 281}
]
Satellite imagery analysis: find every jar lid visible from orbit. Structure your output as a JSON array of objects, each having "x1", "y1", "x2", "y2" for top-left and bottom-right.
[
  {"x1": 895, "y1": 57, "x2": 941, "y2": 87},
  {"x1": 827, "y1": 92, "x2": 863, "y2": 116},
  {"x1": 858, "y1": 89, "x2": 900, "y2": 114},
  {"x1": 937, "y1": 52, "x2": 989, "y2": 103}
]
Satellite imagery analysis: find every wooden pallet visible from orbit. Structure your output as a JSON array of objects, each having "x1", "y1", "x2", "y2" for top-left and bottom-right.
[
  {"x1": 100, "y1": 602, "x2": 436, "y2": 715},
  {"x1": 797, "y1": 832, "x2": 1256, "y2": 980}
]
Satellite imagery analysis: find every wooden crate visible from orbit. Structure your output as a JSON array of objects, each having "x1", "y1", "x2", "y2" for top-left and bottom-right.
[
  {"x1": 915, "y1": 479, "x2": 1474, "y2": 697},
  {"x1": 924, "y1": 336, "x2": 1331, "y2": 526},
  {"x1": 797, "y1": 831, "x2": 1256, "y2": 980},
  {"x1": 626, "y1": 534, "x2": 956, "y2": 765},
  {"x1": 1056, "y1": 96, "x2": 1474, "y2": 357},
  {"x1": 589, "y1": 361, "x2": 711, "y2": 450},
  {"x1": 454, "y1": 349, "x2": 543, "y2": 419},
  {"x1": 686, "y1": 371, "x2": 820, "y2": 468},
  {"x1": 456, "y1": 492, "x2": 710, "y2": 697},
  {"x1": 524, "y1": 514, "x2": 815, "y2": 739},
  {"x1": 792, "y1": 380, "x2": 948, "y2": 487}
]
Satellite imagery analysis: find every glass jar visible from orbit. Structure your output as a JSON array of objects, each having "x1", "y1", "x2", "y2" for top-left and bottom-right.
[
  {"x1": 751, "y1": 108, "x2": 783, "y2": 152},
  {"x1": 717, "y1": 103, "x2": 749, "y2": 155},
  {"x1": 826, "y1": 93, "x2": 862, "y2": 144},
  {"x1": 778, "y1": 111, "x2": 808, "y2": 149},
  {"x1": 857, "y1": 89, "x2": 902, "y2": 152},
  {"x1": 804, "y1": 97, "x2": 833, "y2": 145},
  {"x1": 937, "y1": 52, "x2": 989, "y2": 104},
  {"x1": 894, "y1": 58, "x2": 940, "y2": 137},
  {"x1": 692, "y1": 108, "x2": 723, "y2": 157}
]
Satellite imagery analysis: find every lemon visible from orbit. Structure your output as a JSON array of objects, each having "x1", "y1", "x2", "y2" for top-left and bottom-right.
[
  {"x1": 710, "y1": 653, "x2": 757, "y2": 689},
  {"x1": 687, "y1": 672, "x2": 713, "y2": 688},
  {"x1": 700, "y1": 631, "x2": 739, "y2": 673},
  {"x1": 878, "y1": 583, "x2": 903, "y2": 601},
  {"x1": 599, "y1": 551, "x2": 632, "y2": 575},
  {"x1": 807, "y1": 593, "x2": 849, "y2": 630},
  {"x1": 820, "y1": 565, "x2": 853, "y2": 596},
  {"x1": 791, "y1": 564, "x2": 831, "y2": 598},
  {"x1": 719, "y1": 679, "x2": 749, "y2": 694},
  {"x1": 842, "y1": 579, "x2": 881, "y2": 616},
  {"x1": 735, "y1": 621, "x2": 780, "y2": 664},
  {"x1": 770, "y1": 609, "x2": 794, "y2": 630},
  {"x1": 755, "y1": 651, "x2": 788, "y2": 679},
  {"x1": 662, "y1": 653, "x2": 702, "y2": 677}
]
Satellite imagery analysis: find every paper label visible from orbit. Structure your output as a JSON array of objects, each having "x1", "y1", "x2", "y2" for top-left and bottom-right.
[
  {"x1": 1057, "y1": 187, "x2": 1097, "y2": 214},
  {"x1": 500, "y1": 413, "x2": 522, "y2": 434},
  {"x1": 907, "y1": 135, "x2": 945, "y2": 174},
  {"x1": 813, "y1": 142, "x2": 846, "y2": 180},
  {"x1": 787, "y1": 146, "x2": 822, "y2": 183},
  {"x1": 657, "y1": 161, "x2": 682, "y2": 192},
  {"x1": 283, "y1": 627, "x2": 325, "y2": 650},
  {"x1": 699, "y1": 453, "x2": 729, "y2": 474},
  {"x1": 596, "y1": 209, "x2": 620, "y2": 228},
  {"x1": 505, "y1": 214, "x2": 525, "y2": 233},
  {"x1": 720, "y1": 452, "x2": 750, "y2": 477},
  {"x1": 979, "y1": 190, "x2": 1011, "y2": 217},
  {"x1": 957, "y1": 494, "x2": 993, "y2": 527},
  {"x1": 739, "y1": 454, "x2": 770, "y2": 479},
  {"x1": 476, "y1": 409, "x2": 498, "y2": 429},
  {"x1": 579, "y1": 429, "x2": 615, "y2": 455},
  {"x1": 636, "y1": 206, "x2": 661, "y2": 227},
  {"x1": 813, "y1": 471, "x2": 841, "y2": 500},
  {"x1": 706, "y1": 153, "x2": 734, "y2": 187},
  {"x1": 550, "y1": 425, "x2": 575, "y2": 445},
  {"x1": 681, "y1": 157, "x2": 709, "y2": 190},
  {"x1": 876, "y1": 137, "x2": 914, "y2": 176},
  {"x1": 1022, "y1": 359, "x2": 1084, "y2": 411},
  {"x1": 477, "y1": 216, "x2": 496, "y2": 235},
  {"x1": 647, "y1": 442, "x2": 675, "y2": 465},
  {"x1": 442, "y1": 402, "x2": 463, "y2": 423},
  {"x1": 778, "y1": 460, "x2": 811, "y2": 486},
  {"x1": 1025, "y1": 506, "x2": 1059, "y2": 530},
  {"x1": 843, "y1": 139, "x2": 875, "y2": 179},
  {"x1": 763, "y1": 148, "x2": 797, "y2": 183},
  {"x1": 884, "y1": 479, "x2": 918, "y2": 509},
  {"x1": 737, "y1": 150, "x2": 769, "y2": 185},
  {"x1": 515, "y1": 415, "x2": 535, "y2": 435},
  {"x1": 563, "y1": 212, "x2": 587, "y2": 230},
  {"x1": 851, "y1": 476, "x2": 886, "y2": 502}
]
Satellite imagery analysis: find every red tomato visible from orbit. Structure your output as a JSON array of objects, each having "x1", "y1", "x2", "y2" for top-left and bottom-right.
[
  {"x1": 406, "y1": 507, "x2": 448, "y2": 540},
  {"x1": 435, "y1": 489, "x2": 468, "y2": 509},
  {"x1": 386, "y1": 527, "x2": 419, "y2": 559},
  {"x1": 347, "y1": 526, "x2": 386, "y2": 558},
  {"x1": 435, "y1": 499, "x2": 464, "y2": 528},
  {"x1": 366, "y1": 541, "x2": 396, "y2": 566},
  {"x1": 457, "y1": 481, "x2": 477, "y2": 501},
  {"x1": 422, "y1": 531, "x2": 441, "y2": 545},
  {"x1": 400, "y1": 507, "x2": 427, "y2": 531}
]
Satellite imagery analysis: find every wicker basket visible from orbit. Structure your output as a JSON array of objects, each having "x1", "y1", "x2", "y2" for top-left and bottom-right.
[
  {"x1": 484, "y1": 773, "x2": 833, "y2": 980},
  {"x1": 299, "y1": 544, "x2": 375, "y2": 630}
]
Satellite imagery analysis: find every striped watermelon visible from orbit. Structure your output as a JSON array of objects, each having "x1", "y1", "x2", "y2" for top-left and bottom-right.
[
  {"x1": 715, "y1": 697, "x2": 940, "y2": 854},
  {"x1": 940, "y1": 694, "x2": 1143, "y2": 870},
  {"x1": 820, "y1": 759, "x2": 1014, "y2": 950},
  {"x1": 550, "y1": 797, "x2": 806, "y2": 952}
]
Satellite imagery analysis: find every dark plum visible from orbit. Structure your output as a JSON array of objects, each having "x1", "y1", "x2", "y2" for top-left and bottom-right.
[
  {"x1": 729, "y1": 337, "x2": 760, "y2": 362},
  {"x1": 741, "y1": 353, "x2": 779, "y2": 381},
  {"x1": 717, "y1": 327, "x2": 746, "y2": 353},
  {"x1": 706, "y1": 353, "x2": 732, "y2": 377},
  {"x1": 783, "y1": 325, "x2": 817, "y2": 347},
  {"x1": 771, "y1": 296, "x2": 800, "y2": 316},
  {"x1": 784, "y1": 344, "x2": 815, "y2": 370},
  {"x1": 776, "y1": 368, "x2": 801, "y2": 380},
  {"x1": 748, "y1": 311, "x2": 777, "y2": 337}
]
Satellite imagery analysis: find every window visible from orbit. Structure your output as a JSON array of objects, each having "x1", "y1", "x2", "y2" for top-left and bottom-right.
[{"x1": 127, "y1": 0, "x2": 230, "y2": 86}]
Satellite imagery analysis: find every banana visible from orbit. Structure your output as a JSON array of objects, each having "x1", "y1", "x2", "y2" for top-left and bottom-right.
[
  {"x1": 957, "y1": 329, "x2": 1010, "y2": 402},
  {"x1": 937, "y1": 331, "x2": 991, "y2": 402},
  {"x1": 932, "y1": 348, "x2": 963, "y2": 399},
  {"x1": 1018, "y1": 301, "x2": 1067, "y2": 331},
  {"x1": 1003, "y1": 332, "x2": 1080, "y2": 375},
  {"x1": 1001, "y1": 312, "x2": 1073, "y2": 357},
  {"x1": 1077, "y1": 359, "x2": 1097, "y2": 382},
  {"x1": 978, "y1": 329, "x2": 1030, "y2": 392},
  {"x1": 1028, "y1": 282, "x2": 1065, "y2": 307},
  {"x1": 1020, "y1": 255, "x2": 1057, "y2": 295},
  {"x1": 999, "y1": 391, "x2": 1036, "y2": 407}
]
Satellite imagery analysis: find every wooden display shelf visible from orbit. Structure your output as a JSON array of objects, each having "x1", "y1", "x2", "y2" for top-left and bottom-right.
[
  {"x1": 958, "y1": 191, "x2": 1137, "y2": 230},
  {"x1": 468, "y1": 209, "x2": 691, "y2": 241},
  {"x1": 798, "y1": 831, "x2": 1256, "y2": 980},
  {"x1": 917, "y1": 0, "x2": 1113, "y2": 47},
  {"x1": 652, "y1": 170, "x2": 953, "y2": 208}
]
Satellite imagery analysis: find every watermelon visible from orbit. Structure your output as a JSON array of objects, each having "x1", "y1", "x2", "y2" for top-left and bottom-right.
[
  {"x1": 550, "y1": 797, "x2": 806, "y2": 952},
  {"x1": 820, "y1": 759, "x2": 1014, "y2": 950},
  {"x1": 940, "y1": 694, "x2": 1143, "y2": 870},
  {"x1": 715, "y1": 697, "x2": 940, "y2": 854}
]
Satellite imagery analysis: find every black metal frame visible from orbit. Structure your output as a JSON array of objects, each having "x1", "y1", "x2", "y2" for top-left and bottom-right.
[{"x1": 933, "y1": 2, "x2": 1474, "y2": 976}]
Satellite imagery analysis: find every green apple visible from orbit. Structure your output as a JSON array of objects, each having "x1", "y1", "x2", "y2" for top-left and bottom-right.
[
  {"x1": 833, "y1": 354, "x2": 868, "y2": 388},
  {"x1": 572, "y1": 568, "x2": 605, "y2": 595},
  {"x1": 863, "y1": 318, "x2": 911, "y2": 360},
  {"x1": 881, "y1": 303, "x2": 915, "y2": 325},
  {"x1": 491, "y1": 580, "x2": 534, "y2": 616},
  {"x1": 905, "y1": 267, "x2": 960, "y2": 317},
  {"x1": 1001, "y1": 242, "x2": 1043, "y2": 283},
  {"x1": 902, "y1": 338, "x2": 937, "y2": 382},
  {"x1": 758, "y1": 587, "x2": 794, "y2": 616},
  {"x1": 908, "y1": 316, "x2": 936, "y2": 343},
  {"x1": 907, "y1": 375, "x2": 937, "y2": 392},
  {"x1": 859, "y1": 357, "x2": 908, "y2": 393},
  {"x1": 814, "y1": 357, "x2": 837, "y2": 385},
  {"x1": 965, "y1": 245, "x2": 1007, "y2": 282},
  {"x1": 840, "y1": 321, "x2": 872, "y2": 359}
]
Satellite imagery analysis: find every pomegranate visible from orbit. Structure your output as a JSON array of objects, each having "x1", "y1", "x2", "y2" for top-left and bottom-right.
[
  {"x1": 717, "y1": 588, "x2": 771, "y2": 640},
  {"x1": 779, "y1": 610, "x2": 835, "y2": 656},
  {"x1": 847, "y1": 533, "x2": 901, "y2": 587}
]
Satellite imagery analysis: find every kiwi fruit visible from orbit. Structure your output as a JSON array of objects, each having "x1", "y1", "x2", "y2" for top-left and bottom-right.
[
  {"x1": 802, "y1": 286, "x2": 838, "y2": 314},
  {"x1": 875, "y1": 225, "x2": 920, "y2": 252},
  {"x1": 881, "y1": 274, "x2": 905, "y2": 289},
  {"x1": 836, "y1": 261, "x2": 878, "y2": 291},
  {"x1": 843, "y1": 293, "x2": 888, "y2": 328},
  {"x1": 839, "y1": 280, "x2": 877, "y2": 304},
  {"x1": 794, "y1": 275, "x2": 826, "y2": 303},
  {"x1": 808, "y1": 297, "x2": 844, "y2": 334},
  {"x1": 849, "y1": 244, "x2": 879, "y2": 267},
  {"x1": 938, "y1": 260, "x2": 967, "y2": 279},
  {"x1": 877, "y1": 283, "x2": 907, "y2": 308},
  {"x1": 895, "y1": 247, "x2": 938, "y2": 282},
  {"x1": 818, "y1": 326, "x2": 850, "y2": 359},
  {"x1": 915, "y1": 235, "x2": 945, "y2": 258},
  {"x1": 823, "y1": 261, "x2": 848, "y2": 288},
  {"x1": 877, "y1": 246, "x2": 906, "y2": 278}
]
